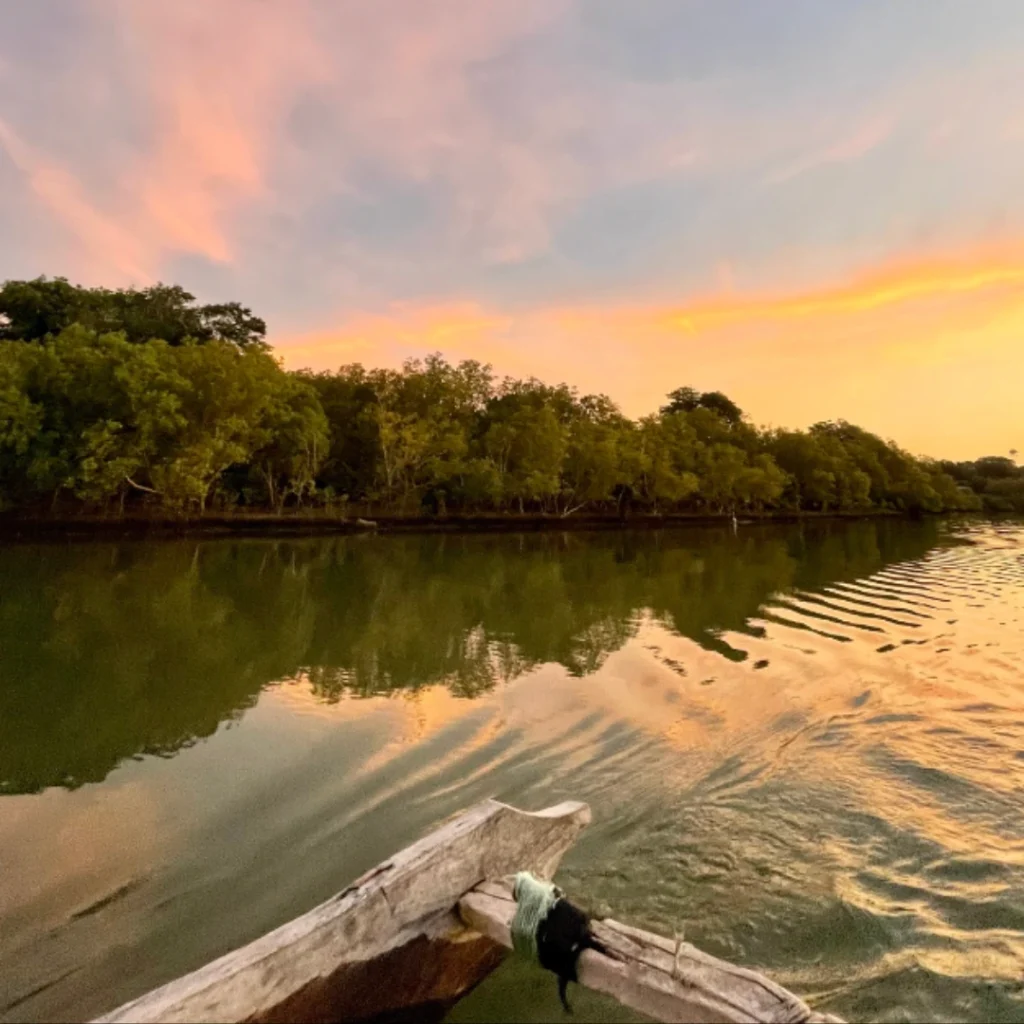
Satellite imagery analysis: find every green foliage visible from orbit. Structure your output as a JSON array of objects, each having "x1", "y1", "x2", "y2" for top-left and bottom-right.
[
  {"x1": 940, "y1": 455, "x2": 1023, "y2": 512},
  {"x1": 0, "y1": 276, "x2": 1007, "y2": 519},
  {"x1": 661, "y1": 386, "x2": 743, "y2": 425},
  {"x1": 638, "y1": 413, "x2": 699, "y2": 508},
  {"x1": 484, "y1": 394, "x2": 566, "y2": 511},
  {"x1": 302, "y1": 365, "x2": 381, "y2": 500},
  {"x1": 562, "y1": 414, "x2": 632, "y2": 514},
  {"x1": 0, "y1": 277, "x2": 266, "y2": 349},
  {"x1": 243, "y1": 371, "x2": 330, "y2": 511},
  {"x1": 0, "y1": 328, "x2": 323, "y2": 513}
]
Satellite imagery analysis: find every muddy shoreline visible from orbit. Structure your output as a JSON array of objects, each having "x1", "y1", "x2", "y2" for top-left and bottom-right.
[{"x1": 0, "y1": 508, "x2": 917, "y2": 543}]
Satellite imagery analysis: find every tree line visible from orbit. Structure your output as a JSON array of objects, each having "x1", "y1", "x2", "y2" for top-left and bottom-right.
[{"x1": 0, "y1": 276, "x2": 1018, "y2": 518}]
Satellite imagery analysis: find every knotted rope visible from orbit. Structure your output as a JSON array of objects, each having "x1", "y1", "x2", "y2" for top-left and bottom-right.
[{"x1": 511, "y1": 871, "x2": 561, "y2": 960}]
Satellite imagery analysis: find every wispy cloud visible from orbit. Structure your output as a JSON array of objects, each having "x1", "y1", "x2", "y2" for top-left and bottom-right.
[
  {"x1": 281, "y1": 243, "x2": 1024, "y2": 358},
  {"x1": 0, "y1": 1, "x2": 585, "y2": 277},
  {"x1": 648, "y1": 247, "x2": 1024, "y2": 330},
  {"x1": 767, "y1": 115, "x2": 894, "y2": 184},
  {"x1": 5, "y1": 1, "x2": 1021, "y2": 290},
  {"x1": 0, "y1": 118, "x2": 152, "y2": 281},
  {"x1": 0, "y1": 1, "x2": 332, "y2": 282},
  {"x1": 115, "y1": 0, "x2": 330, "y2": 266}
]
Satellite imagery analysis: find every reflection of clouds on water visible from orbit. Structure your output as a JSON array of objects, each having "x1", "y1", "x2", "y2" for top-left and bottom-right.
[
  {"x1": 0, "y1": 782, "x2": 163, "y2": 938},
  {"x1": 0, "y1": 780, "x2": 167, "y2": 1021}
]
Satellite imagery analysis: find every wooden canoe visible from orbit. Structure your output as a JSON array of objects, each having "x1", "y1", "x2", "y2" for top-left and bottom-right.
[{"x1": 95, "y1": 799, "x2": 841, "y2": 1024}]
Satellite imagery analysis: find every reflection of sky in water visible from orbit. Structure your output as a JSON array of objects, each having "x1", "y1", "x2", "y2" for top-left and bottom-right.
[{"x1": 1, "y1": 521, "x2": 1023, "y2": 1023}]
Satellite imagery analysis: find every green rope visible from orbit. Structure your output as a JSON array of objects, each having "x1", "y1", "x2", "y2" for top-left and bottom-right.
[{"x1": 511, "y1": 871, "x2": 561, "y2": 960}]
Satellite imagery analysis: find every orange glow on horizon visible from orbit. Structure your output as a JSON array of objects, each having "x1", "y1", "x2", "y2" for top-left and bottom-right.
[
  {"x1": 275, "y1": 243, "x2": 1024, "y2": 461},
  {"x1": 280, "y1": 245, "x2": 1024, "y2": 356},
  {"x1": 553, "y1": 248, "x2": 1024, "y2": 333},
  {"x1": 280, "y1": 304, "x2": 515, "y2": 365}
]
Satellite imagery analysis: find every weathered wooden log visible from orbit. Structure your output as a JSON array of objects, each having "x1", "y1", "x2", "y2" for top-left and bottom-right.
[
  {"x1": 458, "y1": 880, "x2": 843, "y2": 1024},
  {"x1": 95, "y1": 800, "x2": 590, "y2": 1024}
]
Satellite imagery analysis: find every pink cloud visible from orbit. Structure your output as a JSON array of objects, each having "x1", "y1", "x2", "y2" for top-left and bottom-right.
[
  {"x1": 0, "y1": 118, "x2": 152, "y2": 282},
  {"x1": 0, "y1": 4, "x2": 910, "y2": 284},
  {"x1": 1, "y1": 1, "x2": 586, "y2": 276},
  {"x1": 4, "y1": 1, "x2": 1024, "y2": 296},
  {"x1": 295, "y1": 1, "x2": 580, "y2": 262},
  {"x1": 767, "y1": 115, "x2": 894, "y2": 184},
  {"x1": 0, "y1": 0, "x2": 333, "y2": 281},
  {"x1": 822, "y1": 116, "x2": 893, "y2": 161},
  {"x1": 116, "y1": 0, "x2": 331, "y2": 265}
]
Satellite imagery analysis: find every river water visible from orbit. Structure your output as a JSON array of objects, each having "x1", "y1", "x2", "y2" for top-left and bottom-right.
[{"x1": 0, "y1": 520, "x2": 1022, "y2": 1023}]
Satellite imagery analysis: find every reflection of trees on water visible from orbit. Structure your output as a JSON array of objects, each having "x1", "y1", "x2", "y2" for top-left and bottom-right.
[{"x1": 0, "y1": 519, "x2": 942, "y2": 792}]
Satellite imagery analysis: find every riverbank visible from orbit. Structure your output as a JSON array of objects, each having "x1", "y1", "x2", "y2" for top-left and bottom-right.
[{"x1": 0, "y1": 507, "x2": 915, "y2": 542}]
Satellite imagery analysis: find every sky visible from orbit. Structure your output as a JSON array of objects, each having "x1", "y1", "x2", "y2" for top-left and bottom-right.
[{"x1": 1, "y1": 0, "x2": 1023, "y2": 460}]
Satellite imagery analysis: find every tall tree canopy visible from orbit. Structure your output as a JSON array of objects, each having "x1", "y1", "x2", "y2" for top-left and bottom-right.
[
  {"x1": 0, "y1": 278, "x2": 266, "y2": 349},
  {"x1": 661, "y1": 386, "x2": 744, "y2": 426}
]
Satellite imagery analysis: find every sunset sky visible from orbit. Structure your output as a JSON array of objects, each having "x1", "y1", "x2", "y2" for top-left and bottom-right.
[{"x1": 1, "y1": 1, "x2": 1023, "y2": 459}]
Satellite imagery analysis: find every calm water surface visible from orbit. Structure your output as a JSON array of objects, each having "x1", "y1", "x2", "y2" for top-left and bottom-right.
[{"x1": 1, "y1": 521, "x2": 1023, "y2": 1023}]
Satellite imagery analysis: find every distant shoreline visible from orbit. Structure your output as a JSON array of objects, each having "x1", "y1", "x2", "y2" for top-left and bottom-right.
[{"x1": 0, "y1": 507, "x2": 946, "y2": 542}]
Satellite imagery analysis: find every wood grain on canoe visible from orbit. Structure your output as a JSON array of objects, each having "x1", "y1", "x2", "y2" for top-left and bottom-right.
[{"x1": 94, "y1": 800, "x2": 590, "y2": 1024}]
